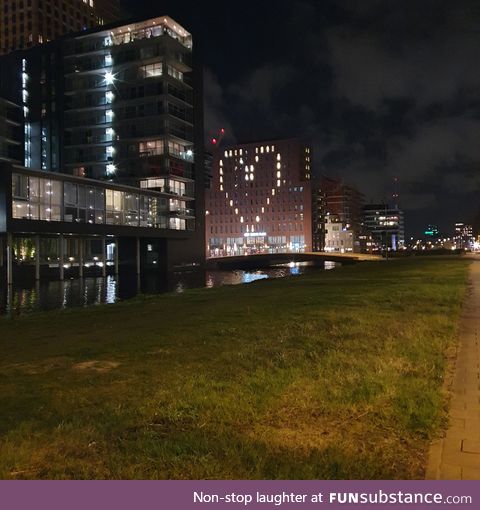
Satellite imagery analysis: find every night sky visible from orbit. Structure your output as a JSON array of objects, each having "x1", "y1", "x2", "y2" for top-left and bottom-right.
[{"x1": 121, "y1": 0, "x2": 480, "y2": 236}]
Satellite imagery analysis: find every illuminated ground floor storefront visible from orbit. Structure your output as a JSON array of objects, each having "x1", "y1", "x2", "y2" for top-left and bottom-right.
[{"x1": 207, "y1": 233, "x2": 307, "y2": 258}]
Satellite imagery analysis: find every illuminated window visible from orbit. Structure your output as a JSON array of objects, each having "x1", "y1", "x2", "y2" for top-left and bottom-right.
[
  {"x1": 245, "y1": 174, "x2": 249, "y2": 181},
  {"x1": 141, "y1": 62, "x2": 162, "y2": 77},
  {"x1": 240, "y1": 216, "x2": 244, "y2": 223},
  {"x1": 139, "y1": 139, "x2": 164, "y2": 155},
  {"x1": 167, "y1": 65, "x2": 183, "y2": 81},
  {"x1": 276, "y1": 171, "x2": 281, "y2": 178},
  {"x1": 255, "y1": 156, "x2": 259, "y2": 162},
  {"x1": 276, "y1": 162, "x2": 281, "y2": 169},
  {"x1": 266, "y1": 146, "x2": 270, "y2": 153},
  {"x1": 224, "y1": 150, "x2": 228, "y2": 158},
  {"x1": 260, "y1": 146, "x2": 264, "y2": 153},
  {"x1": 256, "y1": 216, "x2": 260, "y2": 222},
  {"x1": 220, "y1": 160, "x2": 223, "y2": 166},
  {"x1": 229, "y1": 200, "x2": 233, "y2": 206}
]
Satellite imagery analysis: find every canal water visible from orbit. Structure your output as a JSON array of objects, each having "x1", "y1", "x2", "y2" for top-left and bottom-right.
[{"x1": 0, "y1": 261, "x2": 337, "y2": 316}]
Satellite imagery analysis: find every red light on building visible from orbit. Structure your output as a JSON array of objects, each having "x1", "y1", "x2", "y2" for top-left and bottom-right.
[{"x1": 212, "y1": 138, "x2": 217, "y2": 145}]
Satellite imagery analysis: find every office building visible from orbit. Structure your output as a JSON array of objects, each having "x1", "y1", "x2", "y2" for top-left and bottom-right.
[
  {"x1": 320, "y1": 177, "x2": 363, "y2": 253},
  {"x1": 0, "y1": 0, "x2": 124, "y2": 55},
  {"x1": 363, "y1": 203, "x2": 405, "y2": 251},
  {"x1": 454, "y1": 222, "x2": 474, "y2": 250},
  {"x1": 311, "y1": 178, "x2": 325, "y2": 252},
  {"x1": 0, "y1": 15, "x2": 205, "y2": 269},
  {"x1": 205, "y1": 139, "x2": 312, "y2": 257}
]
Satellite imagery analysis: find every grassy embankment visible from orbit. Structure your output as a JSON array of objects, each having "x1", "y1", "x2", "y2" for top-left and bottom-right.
[{"x1": 0, "y1": 257, "x2": 470, "y2": 479}]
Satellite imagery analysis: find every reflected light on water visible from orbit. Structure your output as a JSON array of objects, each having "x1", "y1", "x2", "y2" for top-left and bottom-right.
[{"x1": 0, "y1": 262, "x2": 338, "y2": 316}]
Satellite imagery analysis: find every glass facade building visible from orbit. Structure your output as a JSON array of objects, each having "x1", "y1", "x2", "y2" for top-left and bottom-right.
[{"x1": 0, "y1": 14, "x2": 205, "y2": 268}]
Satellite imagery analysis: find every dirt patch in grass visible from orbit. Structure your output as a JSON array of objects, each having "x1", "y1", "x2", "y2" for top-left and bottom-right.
[
  {"x1": 72, "y1": 360, "x2": 120, "y2": 372},
  {"x1": 2, "y1": 357, "x2": 72, "y2": 375}
]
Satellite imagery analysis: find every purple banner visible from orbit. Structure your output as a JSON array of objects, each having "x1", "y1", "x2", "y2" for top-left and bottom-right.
[{"x1": 0, "y1": 480, "x2": 478, "y2": 510}]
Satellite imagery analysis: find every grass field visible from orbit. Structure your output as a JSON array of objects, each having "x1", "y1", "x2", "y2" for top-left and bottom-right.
[{"x1": 0, "y1": 257, "x2": 470, "y2": 479}]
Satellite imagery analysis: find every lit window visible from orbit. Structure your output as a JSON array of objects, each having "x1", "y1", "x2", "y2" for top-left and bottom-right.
[
  {"x1": 276, "y1": 162, "x2": 281, "y2": 169},
  {"x1": 277, "y1": 154, "x2": 281, "y2": 161},
  {"x1": 240, "y1": 216, "x2": 244, "y2": 223},
  {"x1": 256, "y1": 216, "x2": 260, "y2": 222},
  {"x1": 276, "y1": 171, "x2": 281, "y2": 178},
  {"x1": 266, "y1": 146, "x2": 270, "y2": 153},
  {"x1": 260, "y1": 146, "x2": 264, "y2": 153},
  {"x1": 141, "y1": 62, "x2": 162, "y2": 77},
  {"x1": 167, "y1": 65, "x2": 183, "y2": 81},
  {"x1": 255, "y1": 156, "x2": 259, "y2": 162}
]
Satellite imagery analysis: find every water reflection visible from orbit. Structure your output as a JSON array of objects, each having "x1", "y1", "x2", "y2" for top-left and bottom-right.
[{"x1": 0, "y1": 261, "x2": 337, "y2": 316}]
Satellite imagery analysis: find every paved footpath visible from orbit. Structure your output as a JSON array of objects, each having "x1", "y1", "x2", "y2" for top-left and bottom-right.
[{"x1": 426, "y1": 259, "x2": 480, "y2": 480}]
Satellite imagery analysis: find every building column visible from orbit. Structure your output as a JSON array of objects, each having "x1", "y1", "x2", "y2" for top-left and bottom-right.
[
  {"x1": 101, "y1": 237, "x2": 107, "y2": 277},
  {"x1": 114, "y1": 238, "x2": 119, "y2": 276},
  {"x1": 59, "y1": 235, "x2": 64, "y2": 281},
  {"x1": 136, "y1": 237, "x2": 141, "y2": 275},
  {"x1": 6, "y1": 233, "x2": 13, "y2": 286},
  {"x1": 79, "y1": 238, "x2": 84, "y2": 278},
  {"x1": 35, "y1": 235, "x2": 40, "y2": 281}
]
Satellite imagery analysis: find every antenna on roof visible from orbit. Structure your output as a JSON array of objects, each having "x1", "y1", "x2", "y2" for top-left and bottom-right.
[{"x1": 211, "y1": 128, "x2": 225, "y2": 148}]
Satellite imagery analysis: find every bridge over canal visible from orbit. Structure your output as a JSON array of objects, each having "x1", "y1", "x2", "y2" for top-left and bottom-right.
[{"x1": 206, "y1": 252, "x2": 382, "y2": 270}]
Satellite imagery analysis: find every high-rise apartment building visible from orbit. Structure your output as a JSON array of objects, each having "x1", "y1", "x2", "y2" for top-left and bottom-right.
[
  {"x1": 205, "y1": 139, "x2": 312, "y2": 257},
  {"x1": 0, "y1": 15, "x2": 205, "y2": 268},
  {"x1": 363, "y1": 203, "x2": 405, "y2": 251},
  {"x1": 0, "y1": 0, "x2": 124, "y2": 55},
  {"x1": 319, "y1": 176, "x2": 364, "y2": 253},
  {"x1": 0, "y1": 97, "x2": 22, "y2": 163}
]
